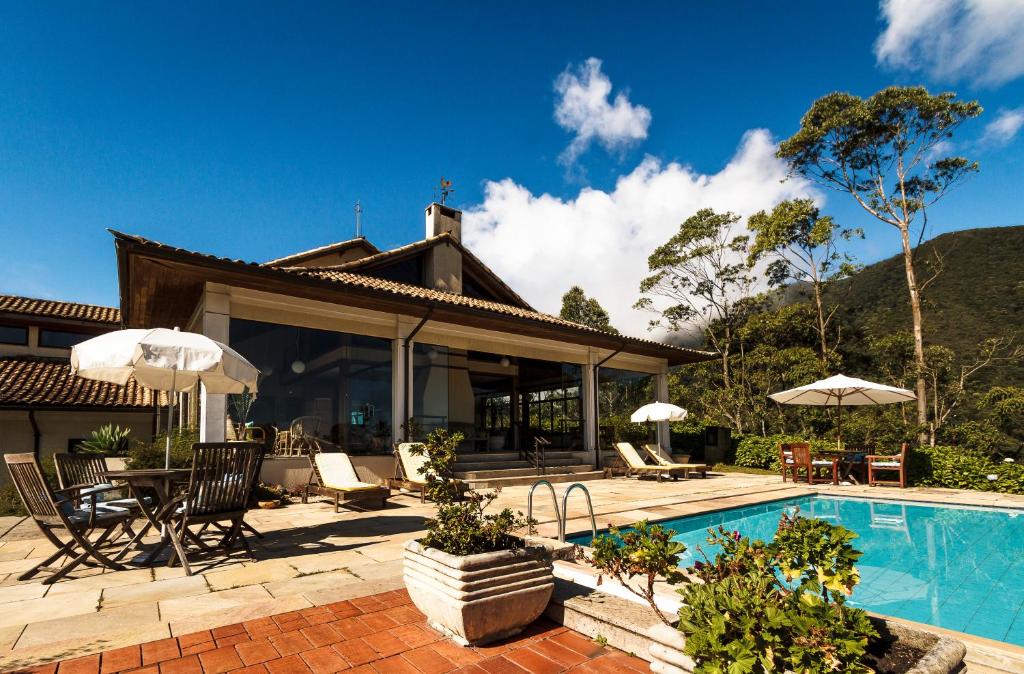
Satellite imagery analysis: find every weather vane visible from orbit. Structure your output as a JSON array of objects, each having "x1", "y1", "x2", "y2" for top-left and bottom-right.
[{"x1": 437, "y1": 177, "x2": 454, "y2": 205}]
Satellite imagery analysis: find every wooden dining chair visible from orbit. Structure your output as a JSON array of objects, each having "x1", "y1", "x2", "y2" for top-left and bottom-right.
[
  {"x1": 53, "y1": 453, "x2": 141, "y2": 540},
  {"x1": 791, "y1": 444, "x2": 839, "y2": 485},
  {"x1": 4, "y1": 453, "x2": 133, "y2": 584},
  {"x1": 867, "y1": 443, "x2": 909, "y2": 488},
  {"x1": 779, "y1": 443, "x2": 800, "y2": 482},
  {"x1": 161, "y1": 442, "x2": 262, "y2": 575}
]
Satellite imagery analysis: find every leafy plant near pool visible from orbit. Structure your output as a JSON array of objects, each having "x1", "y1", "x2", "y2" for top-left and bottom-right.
[
  {"x1": 582, "y1": 520, "x2": 686, "y2": 626},
  {"x1": 585, "y1": 512, "x2": 877, "y2": 673},
  {"x1": 409, "y1": 429, "x2": 532, "y2": 556}
]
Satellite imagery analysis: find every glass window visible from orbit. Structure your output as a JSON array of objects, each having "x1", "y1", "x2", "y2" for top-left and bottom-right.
[
  {"x1": 598, "y1": 367, "x2": 655, "y2": 446},
  {"x1": 0, "y1": 325, "x2": 28, "y2": 345},
  {"x1": 411, "y1": 345, "x2": 583, "y2": 452},
  {"x1": 229, "y1": 319, "x2": 394, "y2": 455},
  {"x1": 39, "y1": 329, "x2": 91, "y2": 349}
]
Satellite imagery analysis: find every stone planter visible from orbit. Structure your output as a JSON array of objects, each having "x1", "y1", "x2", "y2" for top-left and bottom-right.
[
  {"x1": 403, "y1": 539, "x2": 554, "y2": 646},
  {"x1": 647, "y1": 617, "x2": 966, "y2": 674}
]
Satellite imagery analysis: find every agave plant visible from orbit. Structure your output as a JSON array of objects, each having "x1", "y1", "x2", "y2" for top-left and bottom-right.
[{"x1": 77, "y1": 424, "x2": 133, "y2": 456}]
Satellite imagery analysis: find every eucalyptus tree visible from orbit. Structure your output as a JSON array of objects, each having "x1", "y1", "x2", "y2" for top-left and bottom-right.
[
  {"x1": 748, "y1": 199, "x2": 861, "y2": 363},
  {"x1": 777, "y1": 86, "x2": 982, "y2": 437},
  {"x1": 636, "y1": 208, "x2": 756, "y2": 406}
]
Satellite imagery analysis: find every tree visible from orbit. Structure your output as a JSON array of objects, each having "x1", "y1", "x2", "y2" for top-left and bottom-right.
[
  {"x1": 636, "y1": 208, "x2": 756, "y2": 390},
  {"x1": 748, "y1": 199, "x2": 861, "y2": 362},
  {"x1": 777, "y1": 86, "x2": 982, "y2": 439},
  {"x1": 559, "y1": 285, "x2": 618, "y2": 334}
]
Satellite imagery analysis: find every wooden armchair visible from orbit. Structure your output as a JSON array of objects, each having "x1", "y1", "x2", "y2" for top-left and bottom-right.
[
  {"x1": 779, "y1": 443, "x2": 800, "y2": 482},
  {"x1": 161, "y1": 442, "x2": 263, "y2": 575},
  {"x1": 867, "y1": 443, "x2": 908, "y2": 488},
  {"x1": 791, "y1": 444, "x2": 839, "y2": 485},
  {"x1": 4, "y1": 453, "x2": 133, "y2": 584},
  {"x1": 53, "y1": 452, "x2": 141, "y2": 539}
]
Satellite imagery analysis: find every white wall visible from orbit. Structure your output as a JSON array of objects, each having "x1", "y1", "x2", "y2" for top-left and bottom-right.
[{"x1": 0, "y1": 409, "x2": 155, "y2": 485}]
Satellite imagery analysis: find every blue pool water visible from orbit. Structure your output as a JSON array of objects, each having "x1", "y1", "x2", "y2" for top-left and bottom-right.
[{"x1": 565, "y1": 495, "x2": 1024, "y2": 646}]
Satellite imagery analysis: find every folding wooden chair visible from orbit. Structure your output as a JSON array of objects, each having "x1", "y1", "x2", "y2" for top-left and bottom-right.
[
  {"x1": 4, "y1": 453, "x2": 133, "y2": 584},
  {"x1": 53, "y1": 453, "x2": 142, "y2": 540},
  {"x1": 160, "y1": 443, "x2": 262, "y2": 576}
]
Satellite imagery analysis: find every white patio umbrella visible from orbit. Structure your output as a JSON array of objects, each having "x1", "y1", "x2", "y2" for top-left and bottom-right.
[
  {"x1": 71, "y1": 327, "x2": 260, "y2": 468},
  {"x1": 630, "y1": 402, "x2": 689, "y2": 423},
  {"x1": 769, "y1": 374, "x2": 915, "y2": 449}
]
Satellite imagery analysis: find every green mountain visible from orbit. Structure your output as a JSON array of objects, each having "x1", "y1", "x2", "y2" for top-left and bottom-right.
[{"x1": 826, "y1": 225, "x2": 1024, "y2": 386}]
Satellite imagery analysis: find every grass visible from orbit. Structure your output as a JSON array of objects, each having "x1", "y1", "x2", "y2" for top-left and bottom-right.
[{"x1": 710, "y1": 463, "x2": 777, "y2": 476}]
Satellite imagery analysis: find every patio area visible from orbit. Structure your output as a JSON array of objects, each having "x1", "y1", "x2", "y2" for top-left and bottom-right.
[{"x1": 4, "y1": 472, "x2": 1024, "y2": 673}]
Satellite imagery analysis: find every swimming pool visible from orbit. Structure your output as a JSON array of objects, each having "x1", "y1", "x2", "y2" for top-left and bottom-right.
[{"x1": 565, "y1": 494, "x2": 1024, "y2": 646}]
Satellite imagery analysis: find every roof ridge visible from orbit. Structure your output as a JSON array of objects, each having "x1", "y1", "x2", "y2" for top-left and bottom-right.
[{"x1": 262, "y1": 237, "x2": 381, "y2": 267}]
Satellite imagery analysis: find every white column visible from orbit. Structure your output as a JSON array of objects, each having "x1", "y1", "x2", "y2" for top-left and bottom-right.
[
  {"x1": 582, "y1": 349, "x2": 598, "y2": 464},
  {"x1": 199, "y1": 285, "x2": 231, "y2": 443},
  {"x1": 391, "y1": 337, "x2": 406, "y2": 443},
  {"x1": 655, "y1": 370, "x2": 671, "y2": 451}
]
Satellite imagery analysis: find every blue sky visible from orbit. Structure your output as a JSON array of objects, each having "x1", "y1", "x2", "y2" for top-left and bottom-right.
[{"x1": 1, "y1": 1, "x2": 1022, "y2": 334}]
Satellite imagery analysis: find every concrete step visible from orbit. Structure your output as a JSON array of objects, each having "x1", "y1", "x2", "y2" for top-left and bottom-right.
[
  {"x1": 462, "y1": 469, "x2": 604, "y2": 490},
  {"x1": 454, "y1": 450, "x2": 583, "y2": 463},
  {"x1": 455, "y1": 465, "x2": 596, "y2": 480},
  {"x1": 455, "y1": 457, "x2": 585, "y2": 472}
]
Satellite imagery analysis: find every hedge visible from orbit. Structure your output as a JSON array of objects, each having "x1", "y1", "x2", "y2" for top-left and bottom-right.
[
  {"x1": 908, "y1": 445, "x2": 1024, "y2": 494},
  {"x1": 734, "y1": 434, "x2": 833, "y2": 471}
]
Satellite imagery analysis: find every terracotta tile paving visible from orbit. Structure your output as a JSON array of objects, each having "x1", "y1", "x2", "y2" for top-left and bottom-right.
[{"x1": 11, "y1": 589, "x2": 649, "y2": 674}]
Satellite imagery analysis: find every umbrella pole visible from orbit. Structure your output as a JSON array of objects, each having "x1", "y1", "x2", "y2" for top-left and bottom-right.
[
  {"x1": 836, "y1": 393, "x2": 843, "y2": 451},
  {"x1": 166, "y1": 367, "x2": 177, "y2": 470}
]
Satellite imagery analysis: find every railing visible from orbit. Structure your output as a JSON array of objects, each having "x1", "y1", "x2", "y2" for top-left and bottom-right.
[
  {"x1": 527, "y1": 480, "x2": 597, "y2": 543},
  {"x1": 520, "y1": 436, "x2": 551, "y2": 475}
]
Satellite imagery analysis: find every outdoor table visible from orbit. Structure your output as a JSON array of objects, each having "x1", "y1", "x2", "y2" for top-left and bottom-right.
[
  {"x1": 820, "y1": 450, "x2": 868, "y2": 484},
  {"x1": 102, "y1": 468, "x2": 191, "y2": 564}
]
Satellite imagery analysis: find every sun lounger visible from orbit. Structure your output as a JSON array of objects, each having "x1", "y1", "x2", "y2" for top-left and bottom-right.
[
  {"x1": 614, "y1": 442, "x2": 689, "y2": 481},
  {"x1": 389, "y1": 442, "x2": 467, "y2": 502},
  {"x1": 303, "y1": 450, "x2": 389, "y2": 512},
  {"x1": 642, "y1": 443, "x2": 708, "y2": 478}
]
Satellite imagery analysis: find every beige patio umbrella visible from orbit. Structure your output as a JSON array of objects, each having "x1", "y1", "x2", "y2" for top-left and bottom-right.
[
  {"x1": 630, "y1": 402, "x2": 688, "y2": 423},
  {"x1": 769, "y1": 374, "x2": 916, "y2": 449},
  {"x1": 71, "y1": 327, "x2": 260, "y2": 468}
]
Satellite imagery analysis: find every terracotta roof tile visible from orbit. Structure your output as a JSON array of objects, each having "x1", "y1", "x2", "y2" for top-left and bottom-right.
[
  {"x1": 0, "y1": 357, "x2": 161, "y2": 409},
  {"x1": 0, "y1": 295, "x2": 120, "y2": 325},
  {"x1": 111, "y1": 230, "x2": 717, "y2": 363}
]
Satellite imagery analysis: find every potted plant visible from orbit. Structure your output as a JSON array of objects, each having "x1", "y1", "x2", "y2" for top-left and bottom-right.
[
  {"x1": 402, "y1": 429, "x2": 553, "y2": 646},
  {"x1": 584, "y1": 513, "x2": 966, "y2": 674},
  {"x1": 254, "y1": 482, "x2": 289, "y2": 509}
]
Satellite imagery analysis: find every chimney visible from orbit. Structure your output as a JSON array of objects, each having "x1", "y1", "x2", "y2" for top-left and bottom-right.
[
  {"x1": 423, "y1": 203, "x2": 463, "y2": 294},
  {"x1": 425, "y1": 202, "x2": 462, "y2": 241}
]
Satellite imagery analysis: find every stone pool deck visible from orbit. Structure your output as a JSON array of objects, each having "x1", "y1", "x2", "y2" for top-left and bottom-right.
[{"x1": 2, "y1": 472, "x2": 1024, "y2": 672}]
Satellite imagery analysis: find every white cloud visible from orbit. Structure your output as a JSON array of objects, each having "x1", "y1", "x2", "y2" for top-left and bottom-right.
[
  {"x1": 463, "y1": 129, "x2": 816, "y2": 339},
  {"x1": 980, "y1": 107, "x2": 1024, "y2": 146},
  {"x1": 554, "y1": 58, "x2": 651, "y2": 165},
  {"x1": 875, "y1": 0, "x2": 1024, "y2": 86}
]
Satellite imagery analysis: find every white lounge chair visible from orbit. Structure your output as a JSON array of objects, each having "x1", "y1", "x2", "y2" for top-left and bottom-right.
[
  {"x1": 390, "y1": 442, "x2": 466, "y2": 502},
  {"x1": 614, "y1": 442, "x2": 683, "y2": 481},
  {"x1": 642, "y1": 444, "x2": 708, "y2": 478},
  {"x1": 304, "y1": 450, "x2": 389, "y2": 512}
]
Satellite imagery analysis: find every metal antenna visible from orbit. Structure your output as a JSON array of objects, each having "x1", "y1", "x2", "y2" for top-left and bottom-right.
[
  {"x1": 438, "y1": 177, "x2": 454, "y2": 206},
  {"x1": 354, "y1": 200, "x2": 363, "y2": 238}
]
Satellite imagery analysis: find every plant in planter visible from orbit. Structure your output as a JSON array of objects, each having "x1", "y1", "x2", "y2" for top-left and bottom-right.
[
  {"x1": 254, "y1": 482, "x2": 289, "y2": 508},
  {"x1": 77, "y1": 424, "x2": 133, "y2": 456},
  {"x1": 586, "y1": 512, "x2": 965, "y2": 674},
  {"x1": 403, "y1": 429, "x2": 552, "y2": 646}
]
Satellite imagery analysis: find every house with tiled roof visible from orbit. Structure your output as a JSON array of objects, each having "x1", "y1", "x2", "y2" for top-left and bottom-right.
[
  {"x1": 0, "y1": 295, "x2": 158, "y2": 472},
  {"x1": 114, "y1": 202, "x2": 715, "y2": 483}
]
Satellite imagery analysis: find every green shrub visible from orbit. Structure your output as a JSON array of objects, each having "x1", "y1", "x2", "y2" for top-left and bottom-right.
[
  {"x1": 584, "y1": 513, "x2": 876, "y2": 673},
  {"x1": 907, "y1": 444, "x2": 1024, "y2": 494},
  {"x1": 411, "y1": 429, "x2": 531, "y2": 556},
  {"x1": 734, "y1": 434, "x2": 834, "y2": 471},
  {"x1": 0, "y1": 483, "x2": 26, "y2": 516},
  {"x1": 126, "y1": 428, "x2": 198, "y2": 469}
]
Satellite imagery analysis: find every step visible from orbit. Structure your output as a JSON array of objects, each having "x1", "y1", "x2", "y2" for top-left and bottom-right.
[
  {"x1": 461, "y1": 470, "x2": 605, "y2": 490},
  {"x1": 455, "y1": 465, "x2": 596, "y2": 481},
  {"x1": 454, "y1": 450, "x2": 583, "y2": 463},
  {"x1": 455, "y1": 457, "x2": 586, "y2": 472}
]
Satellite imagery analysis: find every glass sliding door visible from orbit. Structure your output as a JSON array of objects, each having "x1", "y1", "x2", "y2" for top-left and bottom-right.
[
  {"x1": 229, "y1": 319, "x2": 393, "y2": 454},
  {"x1": 598, "y1": 367, "x2": 655, "y2": 447},
  {"x1": 411, "y1": 344, "x2": 583, "y2": 453}
]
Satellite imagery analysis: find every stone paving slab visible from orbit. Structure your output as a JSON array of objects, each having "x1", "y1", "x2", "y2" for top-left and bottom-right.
[{"x1": 5, "y1": 588, "x2": 649, "y2": 674}]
